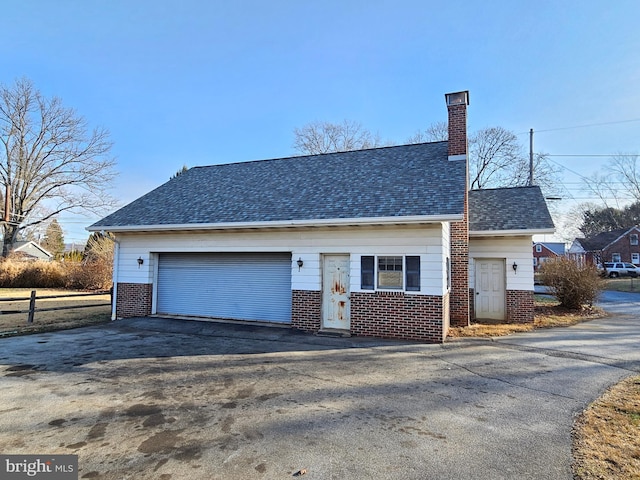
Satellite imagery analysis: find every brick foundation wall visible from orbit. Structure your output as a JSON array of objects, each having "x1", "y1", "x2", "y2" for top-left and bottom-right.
[
  {"x1": 351, "y1": 291, "x2": 445, "y2": 343},
  {"x1": 469, "y1": 288, "x2": 475, "y2": 320},
  {"x1": 291, "y1": 290, "x2": 321, "y2": 333},
  {"x1": 506, "y1": 290, "x2": 534, "y2": 324},
  {"x1": 116, "y1": 283, "x2": 152, "y2": 318}
]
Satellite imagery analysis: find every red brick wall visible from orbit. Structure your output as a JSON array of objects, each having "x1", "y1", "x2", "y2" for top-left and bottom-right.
[
  {"x1": 505, "y1": 290, "x2": 534, "y2": 324},
  {"x1": 292, "y1": 290, "x2": 447, "y2": 342},
  {"x1": 450, "y1": 208, "x2": 469, "y2": 327},
  {"x1": 351, "y1": 291, "x2": 445, "y2": 343},
  {"x1": 447, "y1": 93, "x2": 470, "y2": 328},
  {"x1": 116, "y1": 283, "x2": 152, "y2": 318},
  {"x1": 291, "y1": 289, "x2": 321, "y2": 332},
  {"x1": 447, "y1": 98, "x2": 468, "y2": 157},
  {"x1": 603, "y1": 230, "x2": 640, "y2": 263}
]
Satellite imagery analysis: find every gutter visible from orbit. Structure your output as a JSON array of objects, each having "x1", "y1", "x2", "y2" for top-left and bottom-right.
[
  {"x1": 469, "y1": 228, "x2": 555, "y2": 237},
  {"x1": 88, "y1": 214, "x2": 465, "y2": 233}
]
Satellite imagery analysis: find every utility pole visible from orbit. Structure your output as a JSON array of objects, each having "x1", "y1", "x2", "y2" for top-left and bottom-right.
[{"x1": 529, "y1": 128, "x2": 534, "y2": 186}]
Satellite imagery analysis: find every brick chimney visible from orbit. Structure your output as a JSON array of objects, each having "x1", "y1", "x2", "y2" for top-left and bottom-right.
[
  {"x1": 445, "y1": 90, "x2": 470, "y2": 328},
  {"x1": 445, "y1": 90, "x2": 469, "y2": 159}
]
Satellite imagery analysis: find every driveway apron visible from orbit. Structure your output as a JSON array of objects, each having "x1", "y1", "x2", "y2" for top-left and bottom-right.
[{"x1": 0, "y1": 299, "x2": 639, "y2": 480}]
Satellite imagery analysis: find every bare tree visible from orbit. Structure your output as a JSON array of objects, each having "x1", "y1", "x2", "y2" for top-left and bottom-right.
[
  {"x1": 293, "y1": 120, "x2": 384, "y2": 155},
  {"x1": 583, "y1": 153, "x2": 640, "y2": 208},
  {"x1": 468, "y1": 127, "x2": 524, "y2": 189},
  {"x1": 405, "y1": 121, "x2": 448, "y2": 143},
  {"x1": 0, "y1": 78, "x2": 117, "y2": 256}
]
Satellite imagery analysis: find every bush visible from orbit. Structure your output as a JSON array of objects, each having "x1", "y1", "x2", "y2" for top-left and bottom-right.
[
  {"x1": 539, "y1": 257, "x2": 603, "y2": 309},
  {"x1": 0, "y1": 257, "x2": 112, "y2": 290}
]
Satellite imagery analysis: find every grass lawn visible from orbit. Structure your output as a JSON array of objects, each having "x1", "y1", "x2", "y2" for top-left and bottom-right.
[
  {"x1": 603, "y1": 277, "x2": 640, "y2": 293},
  {"x1": 0, "y1": 288, "x2": 111, "y2": 337}
]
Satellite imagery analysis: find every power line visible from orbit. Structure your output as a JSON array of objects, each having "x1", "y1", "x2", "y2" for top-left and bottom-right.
[{"x1": 518, "y1": 118, "x2": 640, "y2": 135}]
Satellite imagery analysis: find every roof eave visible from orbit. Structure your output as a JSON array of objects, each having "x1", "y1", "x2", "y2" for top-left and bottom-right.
[
  {"x1": 470, "y1": 228, "x2": 555, "y2": 237},
  {"x1": 88, "y1": 213, "x2": 465, "y2": 233}
]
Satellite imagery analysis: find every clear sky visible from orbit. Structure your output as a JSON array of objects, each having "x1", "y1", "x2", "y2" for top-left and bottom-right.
[{"x1": 2, "y1": 1, "x2": 640, "y2": 243}]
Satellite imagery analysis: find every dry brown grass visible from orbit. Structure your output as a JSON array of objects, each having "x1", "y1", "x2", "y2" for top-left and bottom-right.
[
  {"x1": 0, "y1": 288, "x2": 111, "y2": 337},
  {"x1": 447, "y1": 300, "x2": 606, "y2": 338},
  {"x1": 573, "y1": 376, "x2": 640, "y2": 479}
]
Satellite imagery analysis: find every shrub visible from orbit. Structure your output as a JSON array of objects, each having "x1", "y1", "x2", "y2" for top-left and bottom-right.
[
  {"x1": 539, "y1": 257, "x2": 603, "y2": 309},
  {"x1": 0, "y1": 259, "x2": 66, "y2": 288},
  {"x1": 0, "y1": 257, "x2": 112, "y2": 290}
]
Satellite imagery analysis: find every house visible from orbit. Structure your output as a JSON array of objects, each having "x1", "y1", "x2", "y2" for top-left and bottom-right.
[
  {"x1": 89, "y1": 91, "x2": 554, "y2": 342},
  {"x1": 569, "y1": 226, "x2": 640, "y2": 266},
  {"x1": 533, "y1": 242, "x2": 565, "y2": 271},
  {"x1": 9, "y1": 241, "x2": 53, "y2": 262}
]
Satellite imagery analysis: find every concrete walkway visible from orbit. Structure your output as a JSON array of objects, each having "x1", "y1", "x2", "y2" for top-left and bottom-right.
[{"x1": 0, "y1": 302, "x2": 639, "y2": 479}]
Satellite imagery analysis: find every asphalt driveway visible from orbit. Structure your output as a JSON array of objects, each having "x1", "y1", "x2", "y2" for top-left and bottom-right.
[{"x1": 1, "y1": 303, "x2": 639, "y2": 479}]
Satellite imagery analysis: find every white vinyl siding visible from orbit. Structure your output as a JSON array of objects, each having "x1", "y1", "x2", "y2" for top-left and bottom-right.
[
  {"x1": 115, "y1": 223, "x2": 450, "y2": 298},
  {"x1": 156, "y1": 253, "x2": 292, "y2": 323},
  {"x1": 469, "y1": 236, "x2": 534, "y2": 291}
]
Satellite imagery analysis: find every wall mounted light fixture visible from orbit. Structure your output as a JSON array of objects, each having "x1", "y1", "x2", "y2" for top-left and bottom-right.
[
  {"x1": 137, "y1": 257, "x2": 144, "y2": 268},
  {"x1": 297, "y1": 257, "x2": 304, "y2": 271},
  {"x1": 512, "y1": 261, "x2": 518, "y2": 273}
]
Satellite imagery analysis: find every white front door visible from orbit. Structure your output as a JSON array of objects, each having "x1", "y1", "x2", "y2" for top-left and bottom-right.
[
  {"x1": 322, "y1": 255, "x2": 351, "y2": 330},
  {"x1": 475, "y1": 259, "x2": 506, "y2": 320}
]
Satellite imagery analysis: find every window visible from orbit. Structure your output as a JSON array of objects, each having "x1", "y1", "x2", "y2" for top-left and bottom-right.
[
  {"x1": 378, "y1": 256, "x2": 403, "y2": 289},
  {"x1": 533, "y1": 257, "x2": 538, "y2": 266},
  {"x1": 632, "y1": 253, "x2": 640, "y2": 264},
  {"x1": 535, "y1": 244, "x2": 542, "y2": 253},
  {"x1": 631, "y1": 234, "x2": 639, "y2": 246},
  {"x1": 360, "y1": 255, "x2": 420, "y2": 291},
  {"x1": 612, "y1": 253, "x2": 621, "y2": 262},
  {"x1": 360, "y1": 256, "x2": 375, "y2": 290}
]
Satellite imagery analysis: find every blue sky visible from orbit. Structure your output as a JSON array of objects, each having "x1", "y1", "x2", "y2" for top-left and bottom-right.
[{"x1": 3, "y1": 1, "x2": 640, "y2": 242}]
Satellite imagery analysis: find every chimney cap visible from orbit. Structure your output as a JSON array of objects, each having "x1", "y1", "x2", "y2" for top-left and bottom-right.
[{"x1": 445, "y1": 91, "x2": 470, "y2": 106}]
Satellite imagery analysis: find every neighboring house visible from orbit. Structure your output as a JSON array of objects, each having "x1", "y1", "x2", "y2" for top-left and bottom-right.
[
  {"x1": 10, "y1": 241, "x2": 53, "y2": 262},
  {"x1": 569, "y1": 226, "x2": 640, "y2": 266},
  {"x1": 532, "y1": 242, "x2": 565, "y2": 271},
  {"x1": 89, "y1": 91, "x2": 555, "y2": 343}
]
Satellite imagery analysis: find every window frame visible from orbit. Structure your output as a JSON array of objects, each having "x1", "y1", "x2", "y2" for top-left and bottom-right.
[
  {"x1": 612, "y1": 253, "x2": 622, "y2": 262},
  {"x1": 631, "y1": 234, "x2": 639, "y2": 246},
  {"x1": 360, "y1": 255, "x2": 421, "y2": 292},
  {"x1": 535, "y1": 244, "x2": 542, "y2": 253},
  {"x1": 632, "y1": 253, "x2": 640, "y2": 264}
]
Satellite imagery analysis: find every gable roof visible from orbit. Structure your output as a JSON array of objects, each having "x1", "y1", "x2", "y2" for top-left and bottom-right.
[
  {"x1": 575, "y1": 226, "x2": 640, "y2": 251},
  {"x1": 90, "y1": 142, "x2": 467, "y2": 231},
  {"x1": 468, "y1": 186, "x2": 555, "y2": 234},
  {"x1": 11, "y1": 241, "x2": 53, "y2": 260},
  {"x1": 533, "y1": 242, "x2": 565, "y2": 255}
]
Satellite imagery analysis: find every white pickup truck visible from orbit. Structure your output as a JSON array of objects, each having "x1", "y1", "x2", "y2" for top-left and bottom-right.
[{"x1": 598, "y1": 262, "x2": 640, "y2": 278}]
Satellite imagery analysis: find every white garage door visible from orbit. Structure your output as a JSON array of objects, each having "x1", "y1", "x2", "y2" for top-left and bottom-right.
[{"x1": 156, "y1": 253, "x2": 292, "y2": 323}]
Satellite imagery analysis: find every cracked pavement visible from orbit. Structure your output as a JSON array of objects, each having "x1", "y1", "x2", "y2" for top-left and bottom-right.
[{"x1": 1, "y1": 298, "x2": 639, "y2": 480}]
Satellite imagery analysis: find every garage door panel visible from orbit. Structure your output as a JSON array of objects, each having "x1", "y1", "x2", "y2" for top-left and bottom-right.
[{"x1": 156, "y1": 253, "x2": 292, "y2": 323}]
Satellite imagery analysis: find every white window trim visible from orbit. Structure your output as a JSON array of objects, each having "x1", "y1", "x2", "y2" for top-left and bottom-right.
[
  {"x1": 535, "y1": 244, "x2": 542, "y2": 253},
  {"x1": 612, "y1": 253, "x2": 621, "y2": 262},
  {"x1": 631, "y1": 234, "x2": 639, "y2": 246},
  {"x1": 360, "y1": 255, "x2": 421, "y2": 293}
]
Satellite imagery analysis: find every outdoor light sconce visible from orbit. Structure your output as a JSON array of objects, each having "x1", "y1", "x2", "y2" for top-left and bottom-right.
[
  {"x1": 297, "y1": 257, "x2": 304, "y2": 271},
  {"x1": 137, "y1": 257, "x2": 144, "y2": 268},
  {"x1": 512, "y1": 262, "x2": 518, "y2": 273}
]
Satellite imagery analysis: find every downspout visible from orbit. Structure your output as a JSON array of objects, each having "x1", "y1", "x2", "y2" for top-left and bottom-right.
[{"x1": 111, "y1": 236, "x2": 120, "y2": 321}]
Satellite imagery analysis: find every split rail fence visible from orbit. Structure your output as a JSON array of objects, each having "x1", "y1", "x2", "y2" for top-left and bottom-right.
[{"x1": 0, "y1": 290, "x2": 112, "y2": 323}]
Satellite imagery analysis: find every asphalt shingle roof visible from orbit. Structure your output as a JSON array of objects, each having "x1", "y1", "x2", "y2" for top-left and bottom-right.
[
  {"x1": 468, "y1": 186, "x2": 555, "y2": 232},
  {"x1": 91, "y1": 142, "x2": 467, "y2": 228},
  {"x1": 575, "y1": 227, "x2": 639, "y2": 251}
]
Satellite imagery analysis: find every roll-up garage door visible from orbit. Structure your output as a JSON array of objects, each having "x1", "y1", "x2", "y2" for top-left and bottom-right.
[{"x1": 156, "y1": 253, "x2": 292, "y2": 323}]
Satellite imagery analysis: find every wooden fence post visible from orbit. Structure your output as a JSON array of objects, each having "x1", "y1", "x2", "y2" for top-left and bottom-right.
[{"x1": 27, "y1": 290, "x2": 36, "y2": 323}]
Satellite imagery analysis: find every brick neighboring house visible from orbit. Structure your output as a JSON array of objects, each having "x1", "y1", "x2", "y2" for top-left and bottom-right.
[
  {"x1": 89, "y1": 91, "x2": 555, "y2": 343},
  {"x1": 533, "y1": 242, "x2": 565, "y2": 271},
  {"x1": 569, "y1": 226, "x2": 640, "y2": 266}
]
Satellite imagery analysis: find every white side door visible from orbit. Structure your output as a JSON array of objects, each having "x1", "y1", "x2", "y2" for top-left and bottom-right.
[
  {"x1": 475, "y1": 259, "x2": 506, "y2": 320},
  {"x1": 322, "y1": 255, "x2": 351, "y2": 330}
]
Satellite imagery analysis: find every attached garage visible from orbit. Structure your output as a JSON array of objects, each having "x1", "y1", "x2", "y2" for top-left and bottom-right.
[{"x1": 156, "y1": 252, "x2": 292, "y2": 323}]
